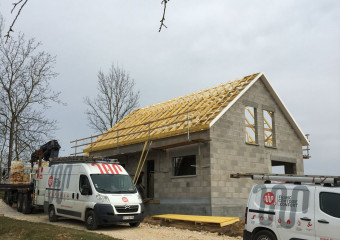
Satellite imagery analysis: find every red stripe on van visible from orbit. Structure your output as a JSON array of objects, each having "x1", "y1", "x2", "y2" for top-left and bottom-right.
[
  {"x1": 102, "y1": 163, "x2": 115, "y2": 174},
  {"x1": 91, "y1": 163, "x2": 104, "y2": 174},
  {"x1": 116, "y1": 165, "x2": 122, "y2": 172},
  {"x1": 101, "y1": 163, "x2": 110, "y2": 174},
  {"x1": 111, "y1": 164, "x2": 119, "y2": 174}
]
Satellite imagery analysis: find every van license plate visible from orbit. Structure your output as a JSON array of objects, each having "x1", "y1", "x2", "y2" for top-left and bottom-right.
[{"x1": 123, "y1": 216, "x2": 134, "y2": 220}]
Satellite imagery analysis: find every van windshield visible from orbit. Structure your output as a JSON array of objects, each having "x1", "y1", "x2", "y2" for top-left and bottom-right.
[{"x1": 90, "y1": 174, "x2": 137, "y2": 194}]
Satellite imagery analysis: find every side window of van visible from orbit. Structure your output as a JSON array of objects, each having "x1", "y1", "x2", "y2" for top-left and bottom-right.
[
  {"x1": 79, "y1": 175, "x2": 92, "y2": 195},
  {"x1": 320, "y1": 192, "x2": 340, "y2": 218}
]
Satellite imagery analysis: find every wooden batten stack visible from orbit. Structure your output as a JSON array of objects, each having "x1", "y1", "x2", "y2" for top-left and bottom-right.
[{"x1": 9, "y1": 161, "x2": 24, "y2": 184}]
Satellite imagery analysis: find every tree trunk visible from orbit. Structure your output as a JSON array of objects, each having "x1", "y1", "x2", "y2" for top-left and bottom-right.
[{"x1": 7, "y1": 119, "x2": 15, "y2": 173}]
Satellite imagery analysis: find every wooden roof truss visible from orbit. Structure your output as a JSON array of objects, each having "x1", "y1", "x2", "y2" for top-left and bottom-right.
[{"x1": 80, "y1": 73, "x2": 260, "y2": 153}]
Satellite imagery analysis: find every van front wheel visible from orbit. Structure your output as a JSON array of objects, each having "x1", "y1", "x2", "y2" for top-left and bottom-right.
[
  {"x1": 85, "y1": 210, "x2": 98, "y2": 230},
  {"x1": 254, "y1": 230, "x2": 277, "y2": 240},
  {"x1": 48, "y1": 205, "x2": 58, "y2": 222}
]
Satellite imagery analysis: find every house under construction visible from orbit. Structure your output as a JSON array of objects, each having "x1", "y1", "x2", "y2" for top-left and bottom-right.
[{"x1": 79, "y1": 72, "x2": 309, "y2": 218}]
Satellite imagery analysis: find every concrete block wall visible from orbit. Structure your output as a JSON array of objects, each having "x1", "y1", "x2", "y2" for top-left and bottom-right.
[
  {"x1": 93, "y1": 132, "x2": 212, "y2": 216},
  {"x1": 209, "y1": 78, "x2": 305, "y2": 218}
]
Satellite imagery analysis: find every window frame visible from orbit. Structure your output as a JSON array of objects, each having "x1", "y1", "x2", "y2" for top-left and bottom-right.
[
  {"x1": 245, "y1": 105, "x2": 258, "y2": 145},
  {"x1": 263, "y1": 109, "x2": 275, "y2": 147}
]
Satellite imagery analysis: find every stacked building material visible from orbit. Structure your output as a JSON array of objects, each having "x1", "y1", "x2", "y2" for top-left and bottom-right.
[
  {"x1": 9, "y1": 161, "x2": 24, "y2": 184},
  {"x1": 23, "y1": 173, "x2": 30, "y2": 183}
]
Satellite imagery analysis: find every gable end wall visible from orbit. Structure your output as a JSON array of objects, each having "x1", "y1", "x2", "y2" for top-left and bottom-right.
[{"x1": 209, "y1": 78, "x2": 304, "y2": 217}]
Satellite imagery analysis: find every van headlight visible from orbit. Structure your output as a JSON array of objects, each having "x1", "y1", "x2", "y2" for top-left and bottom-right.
[
  {"x1": 137, "y1": 193, "x2": 142, "y2": 203},
  {"x1": 96, "y1": 194, "x2": 110, "y2": 203}
]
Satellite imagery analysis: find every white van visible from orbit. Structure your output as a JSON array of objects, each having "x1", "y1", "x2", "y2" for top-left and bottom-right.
[
  {"x1": 232, "y1": 174, "x2": 340, "y2": 240},
  {"x1": 34, "y1": 159, "x2": 144, "y2": 230}
]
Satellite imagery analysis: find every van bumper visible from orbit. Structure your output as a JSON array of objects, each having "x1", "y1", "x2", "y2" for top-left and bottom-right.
[
  {"x1": 243, "y1": 229, "x2": 252, "y2": 240},
  {"x1": 93, "y1": 203, "x2": 145, "y2": 225}
]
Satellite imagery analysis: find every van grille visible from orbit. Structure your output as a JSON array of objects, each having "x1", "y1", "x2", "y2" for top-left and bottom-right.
[{"x1": 115, "y1": 205, "x2": 139, "y2": 213}]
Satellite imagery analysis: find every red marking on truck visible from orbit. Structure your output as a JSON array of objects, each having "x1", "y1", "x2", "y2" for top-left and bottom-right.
[
  {"x1": 307, "y1": 222, "x2": 312, "y2": 227},
  {"x1": 278, "y1": 218, "x2": 282, "y2": 224},
  {"x1": 287, "y1": 219, "x2": 291, "y2": 225},
  {"x1": 48, "y1": 176, "x2": 53, "y2": 187},
  {"x1": 251, "y1": 215, "x2": 256, "y2": 219},
  {"x1": 122, "y1": 197, "x2": 128, "y2": 202},
  {"x1": 116, "y1": 164, "x2": 122, "y2": 172},
  {"x1": 263, "y1": 192, "x2": 275, "y2": 205},
  {"x1": 260, "y1": 216, "x2": 264, "y2": 221},
  {"x1": 91, "y1": 163, "x2": 104, "y2": 174}
]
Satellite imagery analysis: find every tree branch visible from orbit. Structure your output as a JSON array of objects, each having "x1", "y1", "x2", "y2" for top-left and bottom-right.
[
  {"x1": 159, "y1": 0, "x2": 170, "y2": 32},
  {"x1": 4, "y1": 0, "x2": 29, "y2": 43}
]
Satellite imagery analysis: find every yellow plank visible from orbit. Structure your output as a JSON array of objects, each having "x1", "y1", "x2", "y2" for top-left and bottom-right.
[{"x1": 152, "y1": 214, "x2": 240, "y2": 227}]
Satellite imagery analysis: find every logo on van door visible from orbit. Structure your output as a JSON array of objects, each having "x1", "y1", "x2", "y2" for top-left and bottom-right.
[
  {"x1": 263, "y1": 192, "x2": 275, "y2": 205},
  {"x1": 253, "y1": 184, "x2": 310, "y2": 229},
  {"x1": 122, "y1": 197, "x2": 128, "y2": 202}
]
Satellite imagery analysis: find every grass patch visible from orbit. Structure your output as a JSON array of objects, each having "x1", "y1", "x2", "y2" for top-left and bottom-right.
[{"x1": 0, "y1": 216, "x2": 120, "y2": 240}]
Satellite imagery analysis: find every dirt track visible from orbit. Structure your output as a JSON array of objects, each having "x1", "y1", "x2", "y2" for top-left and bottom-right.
[{"x1": 0, "y1": 200, "x2": 241, "y2": 240}]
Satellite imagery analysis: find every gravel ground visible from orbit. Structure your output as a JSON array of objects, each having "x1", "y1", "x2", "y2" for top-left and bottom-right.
[{"x1": 0, "y1": 200, "x2": 241, "y2": 240}]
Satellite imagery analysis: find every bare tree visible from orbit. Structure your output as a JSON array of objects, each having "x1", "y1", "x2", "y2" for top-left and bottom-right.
[
  {"x1": 0, "y1": 19, "x2": 60, "y2": 172},
  {"x1": 84, "y1": 64, "x2": 140, "y2": 134}
]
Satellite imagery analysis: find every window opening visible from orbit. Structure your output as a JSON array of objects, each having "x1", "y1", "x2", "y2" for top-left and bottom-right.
[
  {"x1": 320, "y1": 192, "x2": 340, "y2": 218},
  {"x1": 79, "y1": 175, "x2": 92, "y2": 195},
  {"x1": 263, "y1": 110, "x2": 274, "y2": 147},
  {"x1": 271, "y1": 161, "x2": 296, "y2": 174},
  {"x1": 245, "y1": 106, "x2": 257, "y2": 144},
  {"x1": 173, "y1": 155, "x2": 196, "y2": 176}
]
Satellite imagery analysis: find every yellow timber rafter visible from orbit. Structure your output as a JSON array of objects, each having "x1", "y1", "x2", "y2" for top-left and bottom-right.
[{"x1": 77, "y1": 73, "x2": 260, "y2": 154}]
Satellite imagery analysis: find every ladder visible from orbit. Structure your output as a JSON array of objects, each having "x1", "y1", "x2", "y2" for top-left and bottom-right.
[
  {"x1": 230, "y1": 173, "x2": 340, "y2": 185},
  {"x1": 133, "y1": 140, "x2": 153, "y2": 185}
]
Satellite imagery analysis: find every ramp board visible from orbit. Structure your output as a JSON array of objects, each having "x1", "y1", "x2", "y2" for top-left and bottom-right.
[{"x1": 152, "y1": 214, "x2": 239, "y2": 227}]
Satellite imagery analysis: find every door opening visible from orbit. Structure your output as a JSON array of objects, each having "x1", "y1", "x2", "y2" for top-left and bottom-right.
[{"x1": 147, "y1": 160, "x2": 154, "y2": 198}]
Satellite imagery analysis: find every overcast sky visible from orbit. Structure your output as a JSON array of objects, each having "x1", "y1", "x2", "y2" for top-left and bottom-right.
[{"x1": 0, "y1": 0, "x2": 339, "y2": 175}]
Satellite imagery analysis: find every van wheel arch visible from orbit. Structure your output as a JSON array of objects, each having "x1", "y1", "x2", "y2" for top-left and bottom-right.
[{"x1": 252, "y1": 227, "x2": 277, "y2": 240}]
